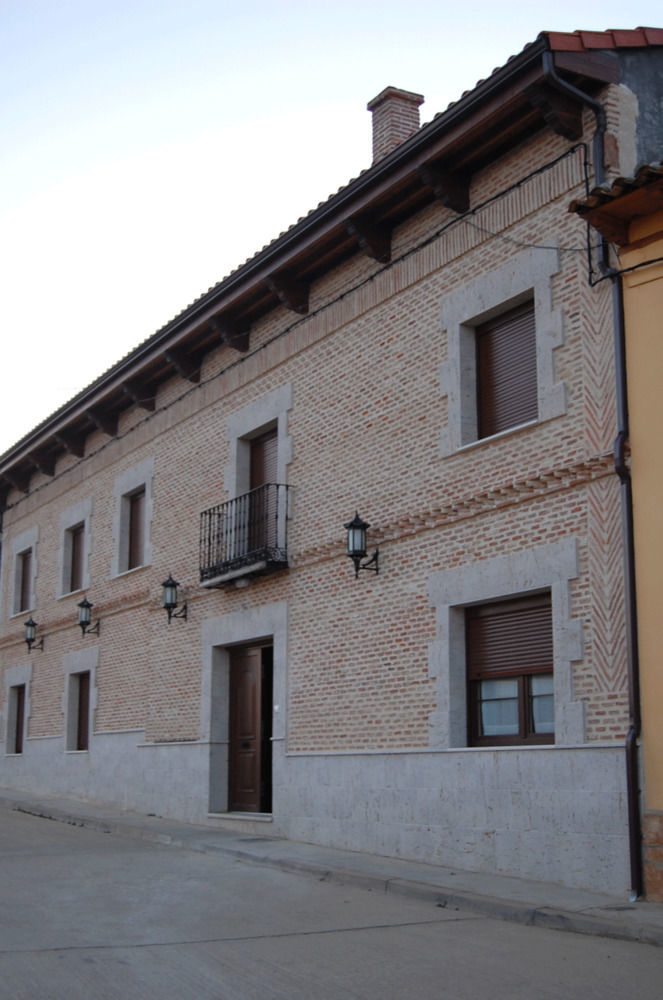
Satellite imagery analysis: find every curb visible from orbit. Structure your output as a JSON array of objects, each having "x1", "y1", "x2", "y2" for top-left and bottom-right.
[{"x1": 7, "y1": 797, "x2": 663, "y2": 948}]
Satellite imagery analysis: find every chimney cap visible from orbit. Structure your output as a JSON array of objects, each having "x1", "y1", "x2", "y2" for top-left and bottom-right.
[{"x1": 366, "y1": 86, "x2": 424, "y2": 112}]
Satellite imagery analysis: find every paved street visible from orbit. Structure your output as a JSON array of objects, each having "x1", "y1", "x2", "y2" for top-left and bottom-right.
[{"x1": 1, "y1": 808, "x2": 663, "y2": 1000}]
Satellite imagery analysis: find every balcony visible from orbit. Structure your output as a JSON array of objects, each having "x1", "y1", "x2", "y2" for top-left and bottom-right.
[{"x1": 200, "y1": 483, "x2": 290, "y2": 586}]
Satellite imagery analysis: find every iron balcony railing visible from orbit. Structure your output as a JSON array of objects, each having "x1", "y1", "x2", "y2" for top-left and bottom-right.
[{"x1": 200, "y1": 483, "x2": 290, "y2": 583}]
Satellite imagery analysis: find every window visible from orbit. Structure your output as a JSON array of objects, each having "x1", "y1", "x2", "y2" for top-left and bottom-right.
[
  {"x1": 63, "y1": 649, "x2": 97, "y2": 752},
  {"x1": 58, "y1": 500, "x2": 91, "y2": 598},
  {"x1": 6, "y1": 684, "x2": 26, "y2": 754},
  {"x1": 8, "y1": 528, "x2": 38, "y2": 617},
  {"x1": 67, "y1": 671, "x2": 90, "y2": 751},
  {"x1": 476, "y1": 301, "x2": 537, "y2": 438},
  {"x1": 127, "y1": 488, "x2": 146, "y2": 570},
  {"x1": 428, "y1": 538, "x2": 584, "y2": 748},
  {"x1": 200, "y1": 386, "x2": 292, "y2": 585},
  {"x1": 66, "y1": 523, "x2": 85, "y2": 593},
  {"x1": 467, "y1": 594, "x2": 554, "y2": 746},
  {"x1": 439, "y1": 247, "x2": 565, "y2": 456},
  {"x1": 111, "y1": 458, "x2": 153, "y2": 577},
  {"x1": 16, "y1": 549, "x2": 32, "y2": 613}
]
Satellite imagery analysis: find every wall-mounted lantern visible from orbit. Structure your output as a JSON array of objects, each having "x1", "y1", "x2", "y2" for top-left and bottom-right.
[
  {"x1": 77, "y1": 598, "x2": 101, "y2": 637},
  {"x1": 344, "y1": 512, "x2": 379, "y2": 579},
  {"x1": 162, "y1": 575, "x2": 188, "y2": 623},
  {"x1": 24, "y1": 617, "x2": 44, "y2": 652}
]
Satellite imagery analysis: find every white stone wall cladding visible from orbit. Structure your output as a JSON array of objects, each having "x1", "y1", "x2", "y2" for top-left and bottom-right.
[
  {"x1": 0, "y1": 730, "x2": 211, "y2": 823},
  {"x1": 275, "y1": 746, "x2": 629, "y2": 895}
]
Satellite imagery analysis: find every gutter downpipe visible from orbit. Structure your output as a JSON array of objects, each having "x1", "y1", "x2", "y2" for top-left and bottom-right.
[{"x1": 541, "y1": 51, "x2": 643, "y2": 900}]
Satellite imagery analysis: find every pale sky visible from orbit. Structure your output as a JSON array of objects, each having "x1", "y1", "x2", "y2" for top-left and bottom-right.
[{"x1": 2, "y1": 1, "x2": 662, "y2": 456}]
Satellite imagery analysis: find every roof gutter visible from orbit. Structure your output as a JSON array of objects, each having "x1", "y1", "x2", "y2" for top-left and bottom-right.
[
  {"x1": 541, "y1": 49, "x2": 607, "y2": 188},
  {"x1": 1, "y1": 41, "x2": 553, "y2": 473}
]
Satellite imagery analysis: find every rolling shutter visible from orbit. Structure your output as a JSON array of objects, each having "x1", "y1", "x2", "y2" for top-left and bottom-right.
[
  {"x1": 467, "y1": 594, "x2": 552, "y2": 681},
  {"x1": 477, "y1": 301, "x2": 537, "y2": 438}
]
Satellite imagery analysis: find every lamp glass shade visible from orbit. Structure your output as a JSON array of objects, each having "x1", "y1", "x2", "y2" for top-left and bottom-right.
[
  {"x1": 344, "y1": 513, "x2": 368, "y2": 558},
  {"x1": 24, "y1": 617, "x2": 37, "y2": 644},
  {"x1": 77, "y1": 599, "x2": 92, "y2": 628},
  {"x1": 162, "y1": 575, "x2": 179, "y2": 610}
]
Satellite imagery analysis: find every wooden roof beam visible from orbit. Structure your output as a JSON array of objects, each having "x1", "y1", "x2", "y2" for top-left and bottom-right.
[
  {"x1": 86, "y1": 408, "x2": 118, "y2": 437},
  {"x1": 1, "y1": 468, "x2": 32, "y2": 494},
  {"x1": 418, "y1": 163, "x2": 470, "y2": 214},
  {"x1": 164, "y1": 347, "x2": 202, "y2": 383},
  {"x1": 210, "y1": 317, "x2": 250, "y2": 353},
  {"x1": 30, "y1": 452, "x2": 56, "y2": 477},
  {"x1": 345, "y1": 215, "x2": 392, "y2": 263},
  {"x1": 524, "y1": 82, "x2": 584, "y2": 140},
  {"x1": 54, "y1": 430, "x2": 86, "y2": 458},
  {"x1": 123, "y1": 379, "x2": 156, "y2": 412},
  {"x1": 266, "y1": 273, "x2": 309, "y2": 315}
]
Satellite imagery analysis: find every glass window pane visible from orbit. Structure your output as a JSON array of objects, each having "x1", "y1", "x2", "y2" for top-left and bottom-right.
[
  {"x1": 531, "y1": 674, "x2": 554, "y2": 734},
  {"x1": 482, "y1": 678, "x2": 518, "y2": 699},
  {"x1": 480, "y1": 679, "x2": 518, "y2": 735}
]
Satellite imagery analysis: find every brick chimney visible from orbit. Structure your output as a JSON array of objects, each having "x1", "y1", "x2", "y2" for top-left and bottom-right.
[{"x1": 367, "y1": 86, "x2": 424, "y2": 163}]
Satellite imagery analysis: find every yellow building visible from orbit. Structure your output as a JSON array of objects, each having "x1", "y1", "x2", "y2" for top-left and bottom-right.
[{"x1": 574, "y1": 164, "x2": 663, "y2": 899}]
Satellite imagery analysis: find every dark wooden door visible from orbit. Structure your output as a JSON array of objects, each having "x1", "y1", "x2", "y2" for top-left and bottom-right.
[
  {"x1": 229, "y1": 646, "x2": 267, "y2": 812},
  {"x1": 249, "y1": 429, "x2": 278, "y2": 552}
]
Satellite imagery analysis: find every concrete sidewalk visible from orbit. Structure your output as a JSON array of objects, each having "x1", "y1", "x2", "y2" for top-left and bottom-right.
[{"x1": 2, "y1": 786, "x2": 662, "y2": 948}]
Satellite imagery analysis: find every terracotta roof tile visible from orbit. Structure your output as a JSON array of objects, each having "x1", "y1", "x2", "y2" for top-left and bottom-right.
[
  {"x1": 570, "y1": 162, "x2": 663, "y2": 214},
  {"x1": 543, "y1": 27, "x2": 663, "y2": 51}
]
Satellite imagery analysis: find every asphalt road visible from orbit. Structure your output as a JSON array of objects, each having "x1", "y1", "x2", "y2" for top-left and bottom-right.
[{"x1": 1, "y1": 808, "x2": 662, "y2": 1000}]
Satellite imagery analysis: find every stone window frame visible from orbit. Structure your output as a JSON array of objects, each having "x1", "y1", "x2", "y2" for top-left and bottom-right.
[
  {"x1": 439, "y1": 246, "x2": 566, "y2": 456},
  {"x1": 8, "y1": 525, "x2": 39, "y2": 618},
  {"x1": 57, "y1": 498, "x2": 92, "y2": 598},
  {"x1": 428, "y1": 537, "x2": 585, "y2": 748},
  {"x1": 221, "y1": 384, "x2": 293, "y2": 563},
  {"x1": 110, "y1": 457, "x2": 154, "y2": 578},
  {"x1": 224, "y1": 384, "x2": 293, "y2": 500},
  {"x1": 62, "y1": 647, "x2": 99, "y2": 753},
  {"x1": 201, "y1": 600, "x2": 288, "y2": 814},
  {"x1": 4, "y1": 663, "x2": 31, "y2": 755}
]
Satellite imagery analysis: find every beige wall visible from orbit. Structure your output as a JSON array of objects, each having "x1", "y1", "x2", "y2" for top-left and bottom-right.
[{"x1": 621, "y1": 213, "x2": 663, "y2": 810}]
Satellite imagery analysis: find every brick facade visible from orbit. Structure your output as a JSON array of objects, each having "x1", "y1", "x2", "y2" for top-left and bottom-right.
[{"x1": 2, "y1": 36, "x2": 661, "y2": 894}]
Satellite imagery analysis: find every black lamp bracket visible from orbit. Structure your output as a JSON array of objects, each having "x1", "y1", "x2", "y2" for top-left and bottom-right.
[
  {"x1": 166, "y1": 602, "x2": 188, "y2": 624},
  {"x1": 352, "y1": 550, "x2": 379, "y2": 578}
]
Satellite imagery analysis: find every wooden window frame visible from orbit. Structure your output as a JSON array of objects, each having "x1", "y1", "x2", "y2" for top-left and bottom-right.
[
  {"x1": 66, "y1": 670, "x2": 91, "y2": 752},
  {"x1": 17, "y1": 549, "x2": 33, "y2": 614},
  {"x1": 127, "y1": 487, "x2": 146, "y2": 571},
  {"x1": 467, "y1": 593, "x2": 554, "y2": 747},
  {"x1": 67, "y1": 523, "x2": 85, "y2": 594},
  {"x1": 476, "y1": 300, "x2": 537, "y2": 440},
  {"x1": 8, "y1": 684, "x2": 26, "y2": 754},
  {"x1": 76, "y1": 671, "x2": 90, "y2": 751}
]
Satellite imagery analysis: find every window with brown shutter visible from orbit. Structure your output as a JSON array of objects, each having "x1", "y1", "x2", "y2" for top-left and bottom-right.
[
  {"x1": 127, "y1": 488, "x2": 146, "y2": 570},
  {"x1": 467, "y1": 593, "x2": 554, "y2": 746},
  {"x1": 68, "y1": 523, "x2": 85, "y2": 593},
  {"x1": 18, "y1": 549, "x2": 32, "y2": 613},
  {"x1": 476, "y1": 301, "x2": 537, "y2": 439},
  {"x1": 75, "y1": 671, "x2": 90, "y2": 751},
  {"x1": 10, "y1": 685, "x2": 25, "y2": 754}
]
